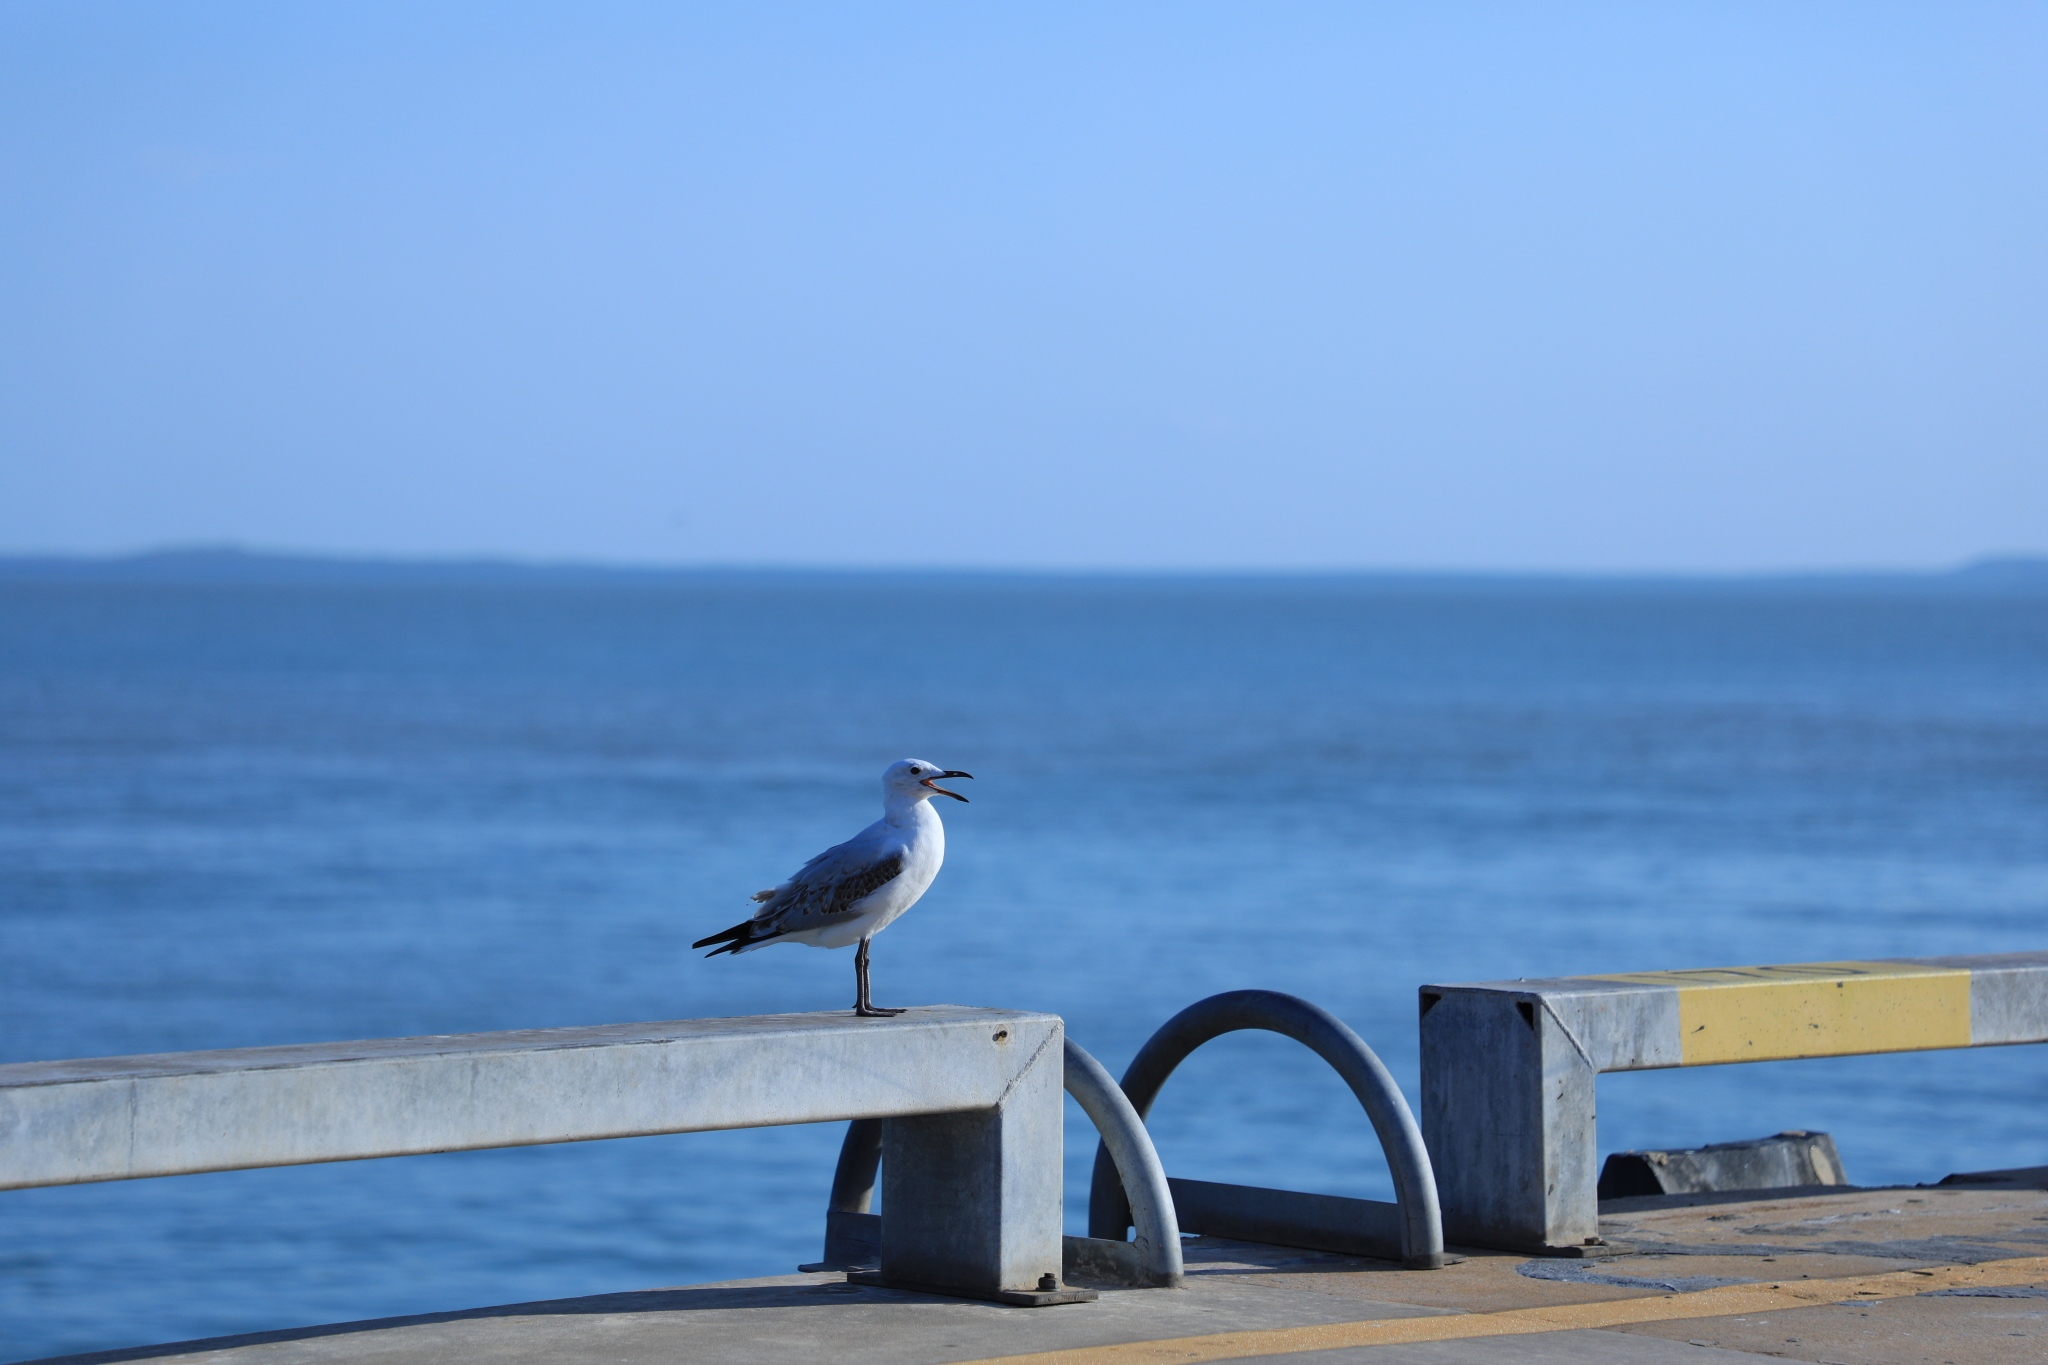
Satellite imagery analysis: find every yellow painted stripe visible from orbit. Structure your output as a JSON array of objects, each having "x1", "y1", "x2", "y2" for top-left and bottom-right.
[
  {"x1": 1583, "y1": 960, "x2": 1972, "y2": 1064},
  {"x1": 944, "y1": 1256, "x2": 2048, "y2": 1365}
]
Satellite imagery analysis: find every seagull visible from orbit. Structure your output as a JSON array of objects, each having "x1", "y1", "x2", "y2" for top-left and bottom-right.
[{"x1": 692, "y1": 759, "x2": 973, "y2": 1017}]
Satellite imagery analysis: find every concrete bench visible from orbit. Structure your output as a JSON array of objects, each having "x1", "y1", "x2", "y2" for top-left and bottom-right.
[
  {"x1": 1418, "y1": 952, "x2": 2048, "y2": 1254},
  {"x1": 0, "y1": 1006, "x2": 1081, "y2": 1305}
]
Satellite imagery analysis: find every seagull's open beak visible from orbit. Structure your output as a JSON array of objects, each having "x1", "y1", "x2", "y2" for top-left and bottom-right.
[{"x1": 920, "y1": 770, "x2": 973, "y2": 802}]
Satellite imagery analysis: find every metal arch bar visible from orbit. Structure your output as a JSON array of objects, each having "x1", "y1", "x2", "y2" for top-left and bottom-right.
[
  {"x1": 1085, "y1": 989, "x2": 1445, "y2": 1270},
  {"x1": 829, "y1": 1118, "x2": 882, "y2": 1214},
  {"x1": 1061, "y1": 1037, "x2": 1185, "y2": 1287},
  {"x1": 811, "y1": 1041, "x2": 1185, "y2": 1287},
  {"x1": 801, "y1": 1119, "x2": 885, "y2": 1271}
]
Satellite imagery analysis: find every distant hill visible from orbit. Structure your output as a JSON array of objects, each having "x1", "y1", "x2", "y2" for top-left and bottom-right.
[
  {"x1": 1946, "y1": 556, "x2": 2048, "y2": 588},
  {"x1": 0, "y1": 546, "x2": 2044, "y2": 592},
  {"x1": 0, "y1": 546, "x2": 699, "y2": 587}
]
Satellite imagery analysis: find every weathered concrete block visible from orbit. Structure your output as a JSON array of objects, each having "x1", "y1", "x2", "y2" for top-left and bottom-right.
[{"x1": 1597, "y1": 1130, "x2": 1849, "y2": 1200}]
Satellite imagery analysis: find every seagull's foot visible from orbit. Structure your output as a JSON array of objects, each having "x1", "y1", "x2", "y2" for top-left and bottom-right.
[{"x1": 854, "y1": 1004, "x2": 907, "y2": 1018}]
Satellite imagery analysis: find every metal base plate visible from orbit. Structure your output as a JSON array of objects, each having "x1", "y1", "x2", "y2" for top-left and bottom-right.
[
  {"x1": 1505, "y1": 1240, "x2": 1636, "y2": 1259},
  {"x1": 845, "y1": 1271, "x2": 1099, "y2": 1306}
]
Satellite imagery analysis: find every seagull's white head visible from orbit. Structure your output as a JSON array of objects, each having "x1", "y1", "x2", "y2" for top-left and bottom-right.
[{"x1": 886, "y1": 758, "x2": 972, "y2": 804}]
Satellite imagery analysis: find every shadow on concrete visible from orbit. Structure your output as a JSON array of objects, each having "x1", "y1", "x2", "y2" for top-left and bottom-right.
[
  {"x1": 1176, "y1": 1234, "x2": 1422, "y2": 1278},
  {"x1": 19, "y1": 1280, "x2": 915, "y2": 1365}
]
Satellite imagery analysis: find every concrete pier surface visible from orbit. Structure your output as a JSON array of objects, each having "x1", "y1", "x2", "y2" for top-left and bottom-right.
[{"x1": 21, "y1": 1177, "x2": 2047, "y2": 1365}]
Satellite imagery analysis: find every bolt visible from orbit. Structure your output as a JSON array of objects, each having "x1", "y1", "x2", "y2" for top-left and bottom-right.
[{"x1": 1038, "y1": 1273, "x2": 1058, "y2": 1292}]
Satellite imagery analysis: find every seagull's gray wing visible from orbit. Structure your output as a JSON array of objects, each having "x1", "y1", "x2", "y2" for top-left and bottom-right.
[
  {"x1": 694, "y1": 827, "x2": 910, "y2": 956},
  {"x1": 753, "y1": 837, "x2": 906, "y2": 936}
]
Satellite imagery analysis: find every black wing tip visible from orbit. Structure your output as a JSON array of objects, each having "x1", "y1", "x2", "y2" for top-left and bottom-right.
[
  {"x1": 692, "y1": 921, "x2": 751, "y2": 952},
  {"x1": 695, "y1": 919, "x2": 790, "y2": 956}
]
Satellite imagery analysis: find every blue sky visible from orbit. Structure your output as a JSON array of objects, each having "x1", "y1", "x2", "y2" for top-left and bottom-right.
[{"x1": 3, "y1": 2, "x2": 2043, "y2": 571}]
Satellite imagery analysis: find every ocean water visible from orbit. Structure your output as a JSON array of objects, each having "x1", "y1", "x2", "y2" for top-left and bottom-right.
[{"x1": 2, "y1": 573, "x2": 2044, "y2": 1360}]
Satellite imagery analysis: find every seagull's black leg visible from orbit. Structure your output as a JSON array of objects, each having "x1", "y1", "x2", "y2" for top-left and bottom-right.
[{"x1": 853, "y1": 937, "x2": 904, "y2": 1018}]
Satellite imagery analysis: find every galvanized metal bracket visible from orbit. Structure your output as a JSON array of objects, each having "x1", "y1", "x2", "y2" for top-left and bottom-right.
[
  {"x1": 1058, "y1": 1038, "x2": 1185, "y2": 1288},
  {"x1": 1086, "y1": 990, "x2": 1446, "y2": 1270},
  {"x1": 799, "y1": 1120, "x2": 885, "y2": 1272}
]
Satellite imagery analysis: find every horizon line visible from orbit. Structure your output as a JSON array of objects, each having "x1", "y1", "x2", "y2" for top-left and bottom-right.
[{"x1": 2, "y1": 542, "x2": 2046, "y2": 584}]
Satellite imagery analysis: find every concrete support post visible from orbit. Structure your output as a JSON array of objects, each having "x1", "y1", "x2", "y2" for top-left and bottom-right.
[
  {"x1": 878, "y1": 1023, "x2": 1067, "y2": 1299},
  {"x1": 1418, "y1": 989, "x2": 1600, "y2": 1253}
]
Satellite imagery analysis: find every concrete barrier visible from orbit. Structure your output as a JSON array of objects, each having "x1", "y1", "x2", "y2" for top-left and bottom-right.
[
  {"x1": 1418, "y1": 952, "x2": 2048, "y2": 1254},
  {"x1": 0, "y1": 1006, "x2": 1079, "y2": 1305}
]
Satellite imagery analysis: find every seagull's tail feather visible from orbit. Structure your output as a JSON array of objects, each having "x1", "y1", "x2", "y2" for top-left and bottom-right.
[{"x1": 693, "y1": 919, "x2": 776, "y2": 957}]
